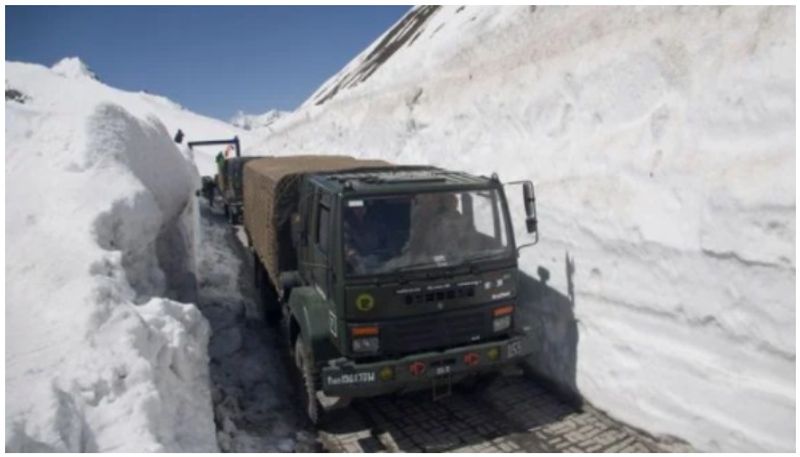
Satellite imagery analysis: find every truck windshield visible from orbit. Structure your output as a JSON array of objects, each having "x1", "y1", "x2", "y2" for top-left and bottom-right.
[{"x1": 343, "y1": 190, "x2": 511, "y2": 275}]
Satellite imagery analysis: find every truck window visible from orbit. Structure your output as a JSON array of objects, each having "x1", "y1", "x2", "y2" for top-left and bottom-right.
[
  {"x1": 317, "y1": 204, "x2": 330, "y2": 253},
  {"x1": 471, "y1": 191, "x2": 506, "y2": 246},
  {"x1": 344, "y1": 190, "x2": 511, "y2": 275}
]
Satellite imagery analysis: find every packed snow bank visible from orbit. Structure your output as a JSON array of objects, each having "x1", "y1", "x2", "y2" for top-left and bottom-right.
[
  {"x1": 249, "y1": 6, "x2": 795, "y2": 452},
  {"x1": 196, "y1": 206, "x2": 315, "y2": 452},
  {"x1": 8, "y1": 58, "x2": 250, "y2": 177},
  {"x1": 230, "y1": 109, "x2": 288, "y2": 131},
  {"x1": 6, "y1": 60, "x2": 219, "y2": 451}
]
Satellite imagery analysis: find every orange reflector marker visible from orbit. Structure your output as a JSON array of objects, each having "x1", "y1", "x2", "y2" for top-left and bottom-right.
[
  {"x1": 351, "y1": 325, "x2": 379, "y2": 337},
  {"x1": 493, "y1": 305, "x2": 514, "y2": 317},
  {"x1": 464, "y1": 352, "x2": 480, "y2": 366},
  {"x1": 409, "y1": 361, "x2": 426, "y2": 376}
]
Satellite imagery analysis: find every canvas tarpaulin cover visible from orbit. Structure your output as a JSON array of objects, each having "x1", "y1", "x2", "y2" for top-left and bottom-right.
[{"x1": 243, "y1": 155, "x2": 393, "y2": 291}]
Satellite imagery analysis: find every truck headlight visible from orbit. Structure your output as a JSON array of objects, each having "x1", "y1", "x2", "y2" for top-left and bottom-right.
[
  {"x1": 492, "y1": 305, "x2": 514, "y2": 332},
  {"x1": 352, "y1": 336, "x2": 380, "y2": 353},
  {"x1": 493, "y1": 315, "x2": 511, "y2": 332}
]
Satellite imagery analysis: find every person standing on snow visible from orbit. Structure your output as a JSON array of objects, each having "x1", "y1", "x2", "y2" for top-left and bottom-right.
[{"x1": 215, "y1": 151, "x2": 226, "y2": 190}]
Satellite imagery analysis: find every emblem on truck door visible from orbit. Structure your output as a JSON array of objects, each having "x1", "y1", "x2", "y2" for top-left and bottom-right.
[{"x1": 355, "y1": 293, "x2": 375, "y2": 312}]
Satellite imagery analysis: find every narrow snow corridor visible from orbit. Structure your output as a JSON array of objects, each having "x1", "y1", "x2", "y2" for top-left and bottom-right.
[
  {"x1": 194, "y1": 197, "x2": 690, "y2": 453},
  {"x1": 195, "y1": 202, "x2": 317, "y2": 452}
]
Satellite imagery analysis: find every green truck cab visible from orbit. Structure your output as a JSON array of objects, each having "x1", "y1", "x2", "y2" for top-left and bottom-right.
[{"x1": 242, "y1": 155, "x2": 539, "y2": 423}]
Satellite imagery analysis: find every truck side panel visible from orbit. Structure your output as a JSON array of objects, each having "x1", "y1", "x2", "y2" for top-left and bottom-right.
[
  {"x1": 243, "y1": 156, "x2": 393, "y2": 292},
  {"x1": 243, "y1": 159, "x2": 283, "y2": 290}
]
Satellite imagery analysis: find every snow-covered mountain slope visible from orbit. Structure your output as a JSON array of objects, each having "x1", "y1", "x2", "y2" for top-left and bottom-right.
[
  {"x1": 8, "y1": 58, "x2": 249, "y2": 177},
  {"x1": 230, "y1": 109, "x2": 287, "y2": 131},
  {"x1": 250, "y1": 6, "x2": 796, "y2": 452},
  {"x1": 51, "y1": 56, "x2": 99, "y2": 80},
  {"x1": 5, "y1": 59, "x2": 235, "y2": 451}
]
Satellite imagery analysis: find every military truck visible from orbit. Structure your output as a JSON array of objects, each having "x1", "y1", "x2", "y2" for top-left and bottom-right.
[
  {"x1": 184, "y1": 136, "x2": 253, "y2": 223},
  {"x1": 218, "y1": 156, "x2": 263, "y2": 224},
  {"x1": 242, "y1": 155, "x2": 539, "y2": 423}
]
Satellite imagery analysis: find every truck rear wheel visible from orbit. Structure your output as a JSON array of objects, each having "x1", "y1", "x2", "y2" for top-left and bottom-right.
[
  {"x1": 252, "y1": 252, "x2": 281, "y2": 325},
  {"x1": 295, "y1": 338, "x2": 322, "y2": 425}
]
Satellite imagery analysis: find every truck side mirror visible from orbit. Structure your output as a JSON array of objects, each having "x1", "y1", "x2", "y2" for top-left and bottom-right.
[
  {"x1": 503, "y1": 178, "x2": 540, "y2": 250},
  {"x1": 522, "y1": 181, "x2": 538, "y2": 236}
]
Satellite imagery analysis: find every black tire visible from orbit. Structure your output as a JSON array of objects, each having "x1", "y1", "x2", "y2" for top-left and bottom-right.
[
  {"x1": 253, "y1": 251, "x2": 262, "y2": 289},
  {"x1": 261, "y1": 283, "x2": 282, "y2": 326},
  {"x1": 295, "y1": 338, "x2": 322, "y2": 425},
  {"x1": 252, "y1": 253, "x2": 281, "y2": 325}
]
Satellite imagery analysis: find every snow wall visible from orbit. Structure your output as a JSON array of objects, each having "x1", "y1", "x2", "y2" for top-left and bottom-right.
[
  {"x1": 6, "y1": 60, "x2": 227, "y2": 451},
  {"x1": 251, "y1": 6, "x2": 795, "y2": 452}
]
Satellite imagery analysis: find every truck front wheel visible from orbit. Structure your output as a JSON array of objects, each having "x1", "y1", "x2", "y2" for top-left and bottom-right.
[{"x1": 294, "y1": 339, "x2": 322, "y2": 425}]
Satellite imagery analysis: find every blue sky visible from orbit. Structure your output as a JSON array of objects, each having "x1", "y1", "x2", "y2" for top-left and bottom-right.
[{"x1": 6, "y1": 6, "x2": 411, "y2": 120}]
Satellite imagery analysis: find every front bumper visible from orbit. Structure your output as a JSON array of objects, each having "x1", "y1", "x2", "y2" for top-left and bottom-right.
[{"x1": 321, "y1": 332, "x2": 532, "y2": 397}]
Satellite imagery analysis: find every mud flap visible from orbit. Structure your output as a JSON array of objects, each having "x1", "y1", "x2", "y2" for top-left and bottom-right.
[{"x1": 432, "y1": 371, "x2": 453, "y2": 401}]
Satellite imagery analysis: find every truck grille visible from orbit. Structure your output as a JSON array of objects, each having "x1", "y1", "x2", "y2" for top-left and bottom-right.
[{"x1": 381, "y1": 307, "x2": 491, "y2": 355}]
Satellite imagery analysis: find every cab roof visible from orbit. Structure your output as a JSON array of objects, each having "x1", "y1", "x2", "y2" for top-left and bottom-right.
[
  {"x1": 243, "y1": 154, "x2": 497, "y2": 197},
  {"x1": 312, "y1": 166, "x2": 496, "y2": 194}
]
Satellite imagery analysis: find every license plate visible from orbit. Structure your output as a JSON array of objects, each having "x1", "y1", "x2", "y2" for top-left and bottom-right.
[{"x1": 325, "y1": 371, "x2": 376, "y2": 386}]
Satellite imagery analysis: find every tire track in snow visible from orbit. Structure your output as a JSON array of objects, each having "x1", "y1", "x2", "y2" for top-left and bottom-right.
[{"x1": 196, "y1": 202, "x2": 317, "y2": 452}]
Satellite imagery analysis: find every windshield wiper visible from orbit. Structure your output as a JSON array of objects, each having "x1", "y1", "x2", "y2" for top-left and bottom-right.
[
  {"x1": 396, "y1": 259, "x2": 452, "y2": 273},
  {"x1": 460, "y1": 251, "x2": 511, "y2": 273},
  {"x1": 395, "y1": 252, "x2": 507, "y2": 275},
  {"x1": 388, "y1": 251, "x2": 511, "y2": 284}
]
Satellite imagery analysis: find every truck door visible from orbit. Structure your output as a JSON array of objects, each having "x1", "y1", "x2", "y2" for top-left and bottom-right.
[{"x1": 312, "y1": 189, "x2": 333, "y2": 300}]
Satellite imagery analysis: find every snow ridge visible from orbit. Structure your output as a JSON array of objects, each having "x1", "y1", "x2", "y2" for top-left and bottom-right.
[
  {"x1": 252, "y1": 5, "x2": 795, "y2": 452},
  {"x1": 6, "y1": 60, "x2": 223, "y2": 451},
  {"x1": 230, "y1": 109, "x2": 287, "y2": 130},
  {"x1": 51, "y1": 56, "x2": 98, "y2": 80}
]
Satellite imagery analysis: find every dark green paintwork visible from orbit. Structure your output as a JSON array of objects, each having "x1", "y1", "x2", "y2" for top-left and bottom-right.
[{"x1": 279, "y1": 167, "x2": 533, "y2": 394}]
